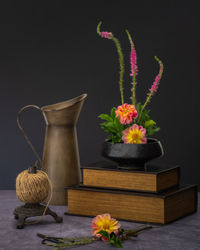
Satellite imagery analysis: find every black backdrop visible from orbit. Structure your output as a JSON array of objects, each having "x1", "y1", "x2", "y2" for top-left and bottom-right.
[{"x1": 0, "y1": 1, "x2": 200, "y2": 189}]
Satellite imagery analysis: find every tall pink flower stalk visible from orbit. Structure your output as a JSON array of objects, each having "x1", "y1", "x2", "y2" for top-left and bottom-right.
[
  {"x1": 126, "y1": 30, "x2": 137, "y2": 105},
  {"x1": 137, "y1": 56, "x2": 163, "y2": 123},
  {"x1": 149, "y1": 56, "x2": 163, "y2": 93}
]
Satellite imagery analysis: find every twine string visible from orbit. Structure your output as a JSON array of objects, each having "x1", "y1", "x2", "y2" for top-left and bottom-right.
[
  {"x1": 16, "y1": 105, "x2": 53, "y2": 225},
  {"x1": 17, "y1": 105, "x2": 42, "y2": 166}
]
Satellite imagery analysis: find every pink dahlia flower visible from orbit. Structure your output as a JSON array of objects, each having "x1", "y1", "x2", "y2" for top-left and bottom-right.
[
  {"x1": 91, "y1": 213, "x2": 121, "y2": 241},
  {"x1": 115, "y1": 103, "x2": 138, "y2": 125},
  {"x1": 122, "y1": 124, "x2": 147, "y2": 144}
]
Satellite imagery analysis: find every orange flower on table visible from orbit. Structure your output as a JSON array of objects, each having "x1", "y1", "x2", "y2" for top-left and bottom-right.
[
  {"x1": 122, "y1": 124, "x2": 147, "y2": 144},
  {"x1": 91, "y1": 213, "x2": 121, "y2": 241},
  {"x1": 115, "y1": 103, "x2": 138, "y2": 125}
]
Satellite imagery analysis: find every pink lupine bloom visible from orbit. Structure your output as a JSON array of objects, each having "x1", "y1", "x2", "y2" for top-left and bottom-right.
[
  {"x1": 100, "y1": 31, "x2": 113, "y2": 39},
  {"x1": 115, "y1": 103, "x2": 138, "y2": 125},
  {"x1": 130, "y1": 47, "x2": 138, "y2": 77},
  {"x1": 149, "y1": 58, "x2": 163, "y2": 93},
  {"x1": 150, "y1": 75, "x2": 161, "y2": 92},
  {"x1": 122, "y1": 124, "x2": 147, "y2": 144}
]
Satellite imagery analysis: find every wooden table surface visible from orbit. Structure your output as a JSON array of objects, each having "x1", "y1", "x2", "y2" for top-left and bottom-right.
[{"x1": 0, "y1": 190, "x2": 199, "y2": 250}]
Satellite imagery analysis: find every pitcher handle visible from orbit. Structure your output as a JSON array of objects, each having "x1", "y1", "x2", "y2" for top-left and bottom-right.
[{"x1": 17, "y1": 105, "x2": 43, "y2": 166}]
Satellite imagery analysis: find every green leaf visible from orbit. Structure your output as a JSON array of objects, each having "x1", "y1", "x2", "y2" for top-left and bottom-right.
[
  {"x1": 144, "y1": 111, "x2": 150, "y2": 121},
  {"x1": 100, "y1": 122, "x2": 116, "y2": 133},
  {"x1": 99, "y1": 108, "x2": 124, "y2": 143},
  {"x1": 107, "y1": 134, "x2": 123, "y2": 143},
  {"x1": 145, "y1": 120, "x2": 156, "y2": 128},
  {"x1": 154, "y1": 127, "x2": 160, "y2": 132},
  {"x1": 98, "y1": 114, "x2": 112, "y2": 122},
  {"x1": 100, "y1": 122, "x2": 110, "y2": 132},
  {"x1": 114, "y1": 118, "x2": 123, "y2": 131},
  {"x1": 111, "y1": 107, "x2": 117, "y2": 119},
  {"x1": 110, "y1": 237, "x2": 123, "y2": 248},
  {"x1": 99, "y1": 232, "x2": 123, "y2": 248},
  {"x1": 146, "y1": 125, "x2": 160, "y2": 136},
  {"x1": 98, "y1": 230, "x2": 110, "y2": 240},
  {"x1": 109, "y1": 240, "x2": 115, "y2": 244},
  {"x1": 135, "y1": 102, "x2": 142, "y2": 113},
  {"x1": 114, "y1": 241, "x2": 123, "y2": 248}
]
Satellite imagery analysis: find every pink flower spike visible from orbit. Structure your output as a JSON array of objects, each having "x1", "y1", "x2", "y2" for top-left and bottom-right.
[
  {"x1": 149, "y1": 57, "x2": 164, "y2": 94},
  {"x1": 130, "y1": 47, "x2": 138, "y2": 77},
  {"x1": 101, "y1": 31, "x2": 113, "y2": 39}
]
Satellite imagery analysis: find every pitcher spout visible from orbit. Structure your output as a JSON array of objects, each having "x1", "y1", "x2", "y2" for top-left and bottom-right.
[{"x1": 41, "y1": 93, "x2": 87, "y2": 126}]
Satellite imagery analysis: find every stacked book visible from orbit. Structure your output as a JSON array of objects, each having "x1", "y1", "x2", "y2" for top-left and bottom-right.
[{"x1": 67, "y1": 161, "x2": 197, "y2": 224}]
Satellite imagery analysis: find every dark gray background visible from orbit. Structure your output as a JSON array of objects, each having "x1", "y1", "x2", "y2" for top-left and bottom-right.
[{"x1": 0, "y1": 1, "x2": 199, "y2": 189}]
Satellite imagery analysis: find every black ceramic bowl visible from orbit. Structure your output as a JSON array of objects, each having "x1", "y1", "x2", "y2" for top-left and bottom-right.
[{"x1": 101, "y1": 138, "x2": 164, "y2": 170}]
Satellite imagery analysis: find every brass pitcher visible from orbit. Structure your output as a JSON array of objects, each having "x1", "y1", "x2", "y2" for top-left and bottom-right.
[{"x1": 17, "y1": 94, "x2": 87, "y2": 205}]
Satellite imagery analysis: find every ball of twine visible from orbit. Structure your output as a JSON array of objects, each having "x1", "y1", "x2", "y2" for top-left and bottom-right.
[
  {"x1": 16, "y1": 168, "x2": 53, "y2": 225},
  {"x1": 16, "y1": 169, "x2": 50, "y2": 204}
]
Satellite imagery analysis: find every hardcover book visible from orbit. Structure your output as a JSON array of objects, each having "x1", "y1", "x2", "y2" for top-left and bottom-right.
[
  {"x1": 67, "y1": 185, "x2": 197, "y2": 224},
  {"x1": 82, "y1": 161, "x2": 180, "y2": 193}
]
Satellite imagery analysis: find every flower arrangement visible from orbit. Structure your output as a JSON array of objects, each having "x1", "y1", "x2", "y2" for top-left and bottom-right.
[
  {"x1": 97, "y1": 21, "x2": 164, "y2": 144},
  {"x1": 38, "y1": 213, "x2": 152, "y2": 248}
]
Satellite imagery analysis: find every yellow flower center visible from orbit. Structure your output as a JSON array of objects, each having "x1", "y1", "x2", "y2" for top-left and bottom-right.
[
  {"x1": 126, "y1": 129, "x2": 143, "y2": 144},
  {"x1": 122, "y1": 109, "x2": 129, "y2": 116},
  {"x1": 97, "y1": 218, "x2": 118, "y2": 233},
  {"x1": 102, "y1": 222, "x2": 110, "y2": 230}
]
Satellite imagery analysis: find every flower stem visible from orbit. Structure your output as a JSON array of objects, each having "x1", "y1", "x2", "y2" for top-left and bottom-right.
[
  {"x1": 119, "y1": 225, "x2": 152, "y2": 241},
  {"x1": 97, "y1": 21, "x2": 102, "y2": 35},
  {"x1": 97, "y1": 21, "x2": 125, "y2": 104},
  {"x1": 111, "y1": 36, "x2": 125, "y2": 104},
  {"x1": 132, "y1": 74, "x2": 136, "y2": 105},
  {"x1": 39, "y1": 235, "x2": 97, "y2": 249},
  {"x1": 137, "y1": 92, "x2": 153, "y2": 124}
]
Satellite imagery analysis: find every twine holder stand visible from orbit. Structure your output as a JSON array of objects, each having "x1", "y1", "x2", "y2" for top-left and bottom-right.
[{"x1": 13, "y1": 105, "x2": 63, "y2": 229}]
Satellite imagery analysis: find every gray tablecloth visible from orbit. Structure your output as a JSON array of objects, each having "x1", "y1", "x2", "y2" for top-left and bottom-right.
[{"x1": 0, "y1": 190, "x2": 199, "y2": 250}]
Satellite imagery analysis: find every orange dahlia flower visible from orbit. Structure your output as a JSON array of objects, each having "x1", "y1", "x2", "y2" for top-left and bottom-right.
[
  {"x1": 122, "y1": 124, "x2": 147, "y2": 144},
  {"x1": 115, "y1": 103, "x2": 138, "y2": 124},
  {"x1": 91, "y1": 213, "x2": 121, "y2": 240}
]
